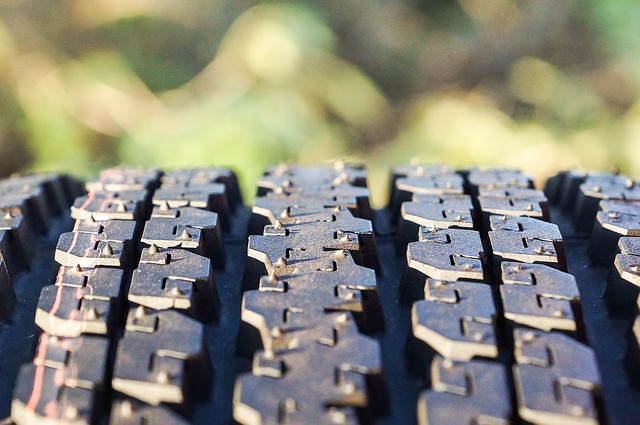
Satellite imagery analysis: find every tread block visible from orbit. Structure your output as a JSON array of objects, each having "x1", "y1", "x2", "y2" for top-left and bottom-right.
[
  {"x1": 251, "y1": 204, "x2": 356, "y2": 227},
  {"x1": 86, "y1": 168, "x2": 162, "y2": 192},
  {"x1": 71, "y1": 195, "x2": 141, "y2": 223},
  {"x1": 574, "y1": 174, "x2": 640, "y2": 231},
  {"x1": 397, "y1": 195, "x2": 475, "y2": 252},
  {"x1": 600, "y1": 199, "x2": 640, "y2": 215},
  {"x1": 605, "y1": 238, "x2": 640, "y2": 317},
  {"x1": 259, "y1": 162, "x2": 368, "y2": 192},
  {"x1": 480, "y1": 186, "x2": 547, "y2": 200},
  {"x1": 112, "y1": 308, "x2": 208, "y2": 406},
  {"x1": 388, "y1": 164, "x2": 460, "y2": 219},
  {"x1": 72, "y1": 217, "x2": 138, "y2": 241},
  {"x1": 410, "y1": 193, "x2": 473, "y2": 206},
  {"x1": 152, "y1": 182, "x2": 230, "y2": 229},
  {"x1": 55, "y1": 221, "x2": 136, "y2": 268},
  {"x1": 513, "y1": 329, "x2": 601, "y2": 425},
  {"x1": 400, "y1": 198, "x2": 474, "y2": 229},
  {"x1": 467, "y1": 168, "x2": 534, "y2": 190},
  {"x1": 161, "y1": 168, "x2": 242, "y2": 208},
  {"x1": 589, "y1": 209, "x2": 640, "y2": 266},
  {"x1": 411, "y1": 279, "x2": 498, "y2": 361},
  {"x1": 141, "y1": 205, "x2": 223, "y2": 268},
  {"x1": 128, "y1": 246, "x2": 216, "y2": 319},
  {"x1": 83, "y1": 188, "x2": 149, "y2": 203},
  {"x1": 488, "y1": 215, "x2": 566, "y2": 271},
  {"x1": 500, "y1": 262, "x2": 580, "y2": 332},
  {"x1": 251, "y1": 200, "x2": 372, "y2": 239},
  {"x1": 71, "y1": 191, "x2": 148, "y2": 222},
  {"x1": 11, "y1": 335, "x2": 108, "y2": 425},
  {"x1": 256, "y1": 184, "x2": 372, "y2": 222},
  {"x1": 417, "y1": 356, "x2": 511, "y2": 425},
  {"x1": 394, "y1": 173, "x2": 464, "y2": 197},
  {"x1": 247, "y1": 209, "x2": 377, "y2": 275},
  {"x1": 477, "y1": 188, "x2": 549, "y2": 221},
  {"x1": 406, "y1": 228, "x2": 485, "y2": 284},
  {"x1": 252, "y1": 198, "x2": 331, "y2": 227},
  {"x1": 53, "y1": 264, "x2": 125, "y2": 288},
  {"x1": 36, "y1": 267, "x2": 124, "y2": 337},
  {"x1": 392, "y1": 173, "x2": 464, "y2": 215}
]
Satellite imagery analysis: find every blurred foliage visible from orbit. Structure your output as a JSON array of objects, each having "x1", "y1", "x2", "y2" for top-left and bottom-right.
[{"x1": 0, "y1": 0, "x2": 639, "y2": 206}]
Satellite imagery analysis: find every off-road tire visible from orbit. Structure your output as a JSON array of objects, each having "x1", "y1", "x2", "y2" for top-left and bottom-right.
[{"x1": 0, "y1": 163, "x2": 638, "y2": 425}]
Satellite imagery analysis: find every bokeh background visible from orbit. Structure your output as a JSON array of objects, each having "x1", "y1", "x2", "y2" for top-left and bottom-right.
[{"x1": 0, "y1": 0, "x2": 639, "y2": 206}]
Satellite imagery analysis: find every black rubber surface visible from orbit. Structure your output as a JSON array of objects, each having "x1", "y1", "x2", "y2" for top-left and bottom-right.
[{"x1": 2, "y1": 166, "x2": 640, "y2": 424}]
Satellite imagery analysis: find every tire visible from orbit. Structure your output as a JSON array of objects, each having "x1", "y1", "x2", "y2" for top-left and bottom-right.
[{"x1": 0, "y1": 162, "x2": 639, "y2": 424}]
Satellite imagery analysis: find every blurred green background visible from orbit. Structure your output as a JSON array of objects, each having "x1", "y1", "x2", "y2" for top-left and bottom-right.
[{"x1": 0, "y1": 0, "x2": 639, "y2": 206}]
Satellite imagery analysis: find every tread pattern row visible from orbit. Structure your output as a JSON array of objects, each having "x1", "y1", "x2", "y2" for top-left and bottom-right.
[
  {"x1": 394, "y1": 165, "x2": 602, "y2": 425},
  {"x1": 234, "y1": 162, "x2": 385, "y2": 425},
  {"x1": 11, "y1": 168, "x2": 240, "y2": 425}
]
